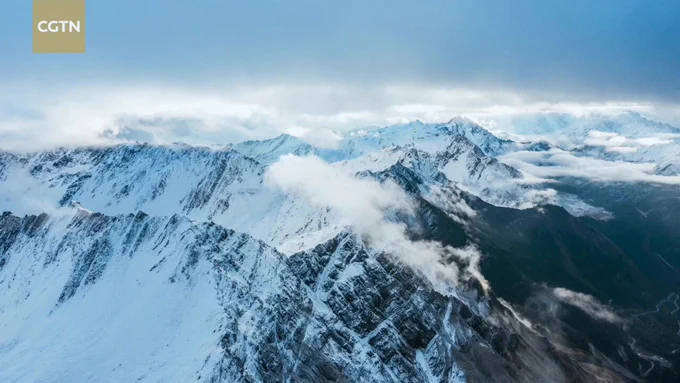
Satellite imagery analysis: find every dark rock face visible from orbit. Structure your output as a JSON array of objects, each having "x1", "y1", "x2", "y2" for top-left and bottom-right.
[
  {"x1": 359, "y1": 161, "x2": 679, "y2": 381},
  {"x1": 0, "y1": 212, "x2": 22, "y2": 269},
  {"x1": 285, "y1": 232, "x2": 632, "y2": 382},
  {"x1": 439, "y1": 135, "x2": 522, "y2": 181}
]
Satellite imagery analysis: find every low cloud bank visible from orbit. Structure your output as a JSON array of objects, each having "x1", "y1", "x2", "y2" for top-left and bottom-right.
[
  {"x1": 501, "y1": 149, "x2": 680, "y2": 185},
  {"x1": 4, "y1": 82, "x2": 680, "y2": 153},
  {"x1": 265, "y1": 154, "x2": 487, "y2": 292},
  {"x1": 584, "y1": 130, "x2": 678, "y2": 153}
]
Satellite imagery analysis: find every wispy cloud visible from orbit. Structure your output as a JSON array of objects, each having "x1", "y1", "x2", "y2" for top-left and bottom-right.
[
  {"x1": 0, "y1": 167, "x2": 72, "y2": 217},
  {"x1": 552, "y1": 288, "x2": 621, "y2": 323},
  {"x1": 264, "y1": 154, "x2": 488, "y2": 293},
  {"x1": 584, "y1": 130, "x2": 677, "y2": 153},
  {"x1": 501, "y1": 148, "x2": 680, "y2": 185}
]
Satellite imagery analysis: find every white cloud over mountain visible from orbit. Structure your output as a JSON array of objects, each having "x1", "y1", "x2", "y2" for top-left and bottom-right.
[
  {"x1": 584, "y1": 130, "x2": 678, "y2": 153},
  {"x1": 3, "y1": 82, "x2": 680, "y2": 152},
  {"x1": 265, "y1": 154, "x2": 462, "y2": 290},
  {"x1": 501, "y1": 149, "x2": 680, "y2": 185},
  {"x1": 552, "y1": 288, "x2": 621, "y2": 323}
]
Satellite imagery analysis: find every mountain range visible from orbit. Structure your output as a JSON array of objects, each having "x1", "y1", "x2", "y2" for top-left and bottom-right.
[{"x1": 1, "y1": 112, "x2": 680, "y2": 382}]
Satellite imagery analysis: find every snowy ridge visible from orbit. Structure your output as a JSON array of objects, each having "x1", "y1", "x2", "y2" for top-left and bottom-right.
[
  {"x1": 0, "y1": 125, "x2": 602, "y2": 253},
  {"x1": 0, "y1": 132, "x2": 529, "y2": 257},
  {"x1": 575, "y1": 143, "x2": 680, "y2": 176},
  {"x1": 0, "y1": 210, "x2": 623, "y2": 382},
  {"x1": 0, "y1": 143, "x2": 340, "y2": 253},
  {"x1": 0, "y1": 112, "x2": 669, "y2": 381},
  {"x1": 336, "y1": 137, "x2": 533, "y2": 209},
  {"x1": 229, "y1": 117, "x2": 514, "y2": 165},
  {"x1": 232, "y1": 134, "x2": 318, "y2": 165},
  {"x1": 336, "y1": 117, "x2": 514, "y2": 160}
]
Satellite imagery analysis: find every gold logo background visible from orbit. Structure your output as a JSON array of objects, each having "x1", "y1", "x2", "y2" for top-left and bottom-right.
[{"x1": 33, "y1": 0, "x2": 86, "y2": 54}]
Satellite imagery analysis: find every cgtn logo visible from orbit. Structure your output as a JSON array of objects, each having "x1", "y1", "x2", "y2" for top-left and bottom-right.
[
  {"x1": 37, "y1": 20, "x2": 82, "y2": 33},
  {"x1": 33, "y1": 0, "x2": 86, "y2": 53}
]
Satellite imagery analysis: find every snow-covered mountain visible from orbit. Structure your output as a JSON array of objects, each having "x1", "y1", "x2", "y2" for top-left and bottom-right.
[
  {"x1": 0, "y1": 210, "x2": 296, "y2": 382},
  {"x1": 0, "y1": 144, "x2": 341, "y2": 253},
  {"x1": 336, "y1": 138, "x2": 531, "y2": 209},
  {"x1": 0, "y1": 119, "x2": 609, "y2": 254},
  {"x1": 0, "y1": 210, "x2": 635, "y2": 382},
  {"x1": 336, "y1": 118, "x2": 514, "y2": 159},
  {"x1": 0, "y1": 126, "x2": 527, "y2": 257},
  {"x1": 3, "y1": 113, "x2": 680, "y2": 382},
  {"x1": 231, "y1": 117, "x2": 514, "y2": 165},
  {"x1": 228, "y1": 119, "x2": 539, "y2": 210},
  {"x1": 574, "y1": 142, "x2": 680, "y2": 176}
]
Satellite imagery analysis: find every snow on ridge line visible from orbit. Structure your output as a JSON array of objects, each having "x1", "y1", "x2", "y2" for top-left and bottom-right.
[
  {"x1": 0, "y1": 206, "x2": 490, "y2": 382},
  {"x1": 228, "y1": 116, "x2": 514, "y2": 165},
  {"x1": 2, "y1": 134, "x2": 507, "y2": 257},
  {"x1": 0, "y1": 141, "x2": 238, "y2": 157},
  {"x1": 0, "y1": 143, "x2": 326, "y2": 253}
]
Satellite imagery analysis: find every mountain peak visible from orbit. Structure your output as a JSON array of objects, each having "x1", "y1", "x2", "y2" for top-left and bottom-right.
[{"x1": 444, "y1": 115, "x2": 475, "y2": 126}]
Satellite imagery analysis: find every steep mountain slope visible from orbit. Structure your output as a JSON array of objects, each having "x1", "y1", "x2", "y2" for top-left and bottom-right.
[
  {"x1": 336, "y1": 137, "x2": 536, "y2": 209},
  {"x1": 230, "y1": 117, "x2": 514, "y2": 165},
  {"x1": 0, "y1": 144, "x2": 340, "y2": 253},
  {"x1": 0, "y1": 210, "x2": 304, "y2": 382},
  {"x1": 375, "y1": 164, "x2": 680, "y2": 381},
  {"x1": 2, "y1": 114, "x2": 680, "y2": 382},
  {"x1": 338, "y1": 118, "x2": 514, "y2": 159},
  {"x1": 469, "y1": 198, "x2": 680, "y2": 382},
  {"x1": 438, "y1": 117, "x2": 516, "y2": 156},
  {"x1": 0, "y1": 131, "x2": 530, "y2": 256},
  {"x1": 434, "y1": 136, "x2": 526, "y2": 206},
  {"x1": 0, "y1": 210, "x2": 635, "y2": 382}
]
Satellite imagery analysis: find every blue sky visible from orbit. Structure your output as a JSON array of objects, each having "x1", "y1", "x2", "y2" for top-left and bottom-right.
[
  {"x1": 3, "y1": 0, "x2": 679, "y2": 100},
  {"x1": 1, "y1": 0, "x2": 679, "y2": 150}
]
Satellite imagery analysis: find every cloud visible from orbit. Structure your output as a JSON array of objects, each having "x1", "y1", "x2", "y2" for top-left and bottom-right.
[
  {"x1": 426, "y1": 186, "x2": 477, "y2": 224},
  {"x1": 265, "y1": 154, "x2": 489, "y2": 292},
  {"x1": 516, "y1": 188, "x2": 559, "y2": 209},
  {"x1": 285, "y1": 126, "x2": 343, "y2": 149},
  {"x1": 3, "y1": 82, "x2": 680, "y2": 153},
  {"x1": 632, "y1": 136, "x2": 678, "y2": 146},
  {"x1": 449, "y1": 246, "x2": 489, "y2": 293},
  {"x1": 3, "y1": 1, "x2": 680, "y2": 103},
  {"x1": 552, "y1": 288, "x2": 621, "y2": 323},
  {"x1": 0, "y1": 167, "x2": 71, "y2": 217},
  {"x1": 584, "y1": 130, "x2": 675, "y2": 153},
  {"x1": 584, "y1": 131, "x2": 627, "y2": 148},
  {"x1": 501, "y1": 148, "x2": 680, "y2": 185},
  {"x1": 606, "y1": 146, "x2": 639, "y2": 154}
]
